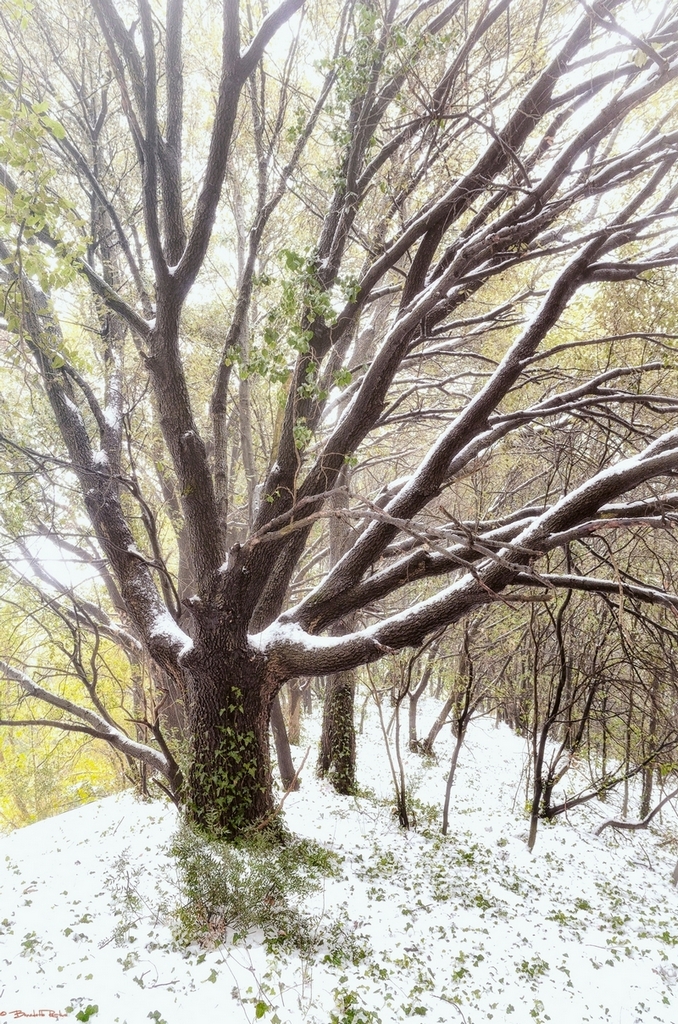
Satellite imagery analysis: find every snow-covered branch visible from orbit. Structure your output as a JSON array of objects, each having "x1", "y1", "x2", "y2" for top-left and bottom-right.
[
  {"x1": 511, "y1": 573, "x2": 678, "y2": 610},
  {"x1": 255, "y1": 434, "x2": 678, "y2": 677},
  {"x1": 0, "y1": 661, "x2": 171, "y2": 780}
]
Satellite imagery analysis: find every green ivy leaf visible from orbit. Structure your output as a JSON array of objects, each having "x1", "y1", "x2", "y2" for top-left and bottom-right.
[{"x1": 75, "y1": 1006, "x2": 99, "y2": 1022}]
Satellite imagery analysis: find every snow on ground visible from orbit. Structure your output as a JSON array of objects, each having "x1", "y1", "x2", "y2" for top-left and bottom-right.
[{"x1": 2, "y1": 702, "x2": 678, "y2": 1023}]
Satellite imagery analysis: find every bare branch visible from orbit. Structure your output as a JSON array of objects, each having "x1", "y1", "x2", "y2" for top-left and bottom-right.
[{"x1": 0, "y1": 660, "x2": 171, "y2": 780}]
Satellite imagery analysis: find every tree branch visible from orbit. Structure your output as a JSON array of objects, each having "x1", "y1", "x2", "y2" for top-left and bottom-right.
[
  {"x1": 0, "y1": 660, "x2": 172, "y2": 780},
  {"x1": 595, "y1": 784, "x2": 678, "y2": 836},
  {"x1": 239, "y1": 0, "x2": 306, "y2": 81}
]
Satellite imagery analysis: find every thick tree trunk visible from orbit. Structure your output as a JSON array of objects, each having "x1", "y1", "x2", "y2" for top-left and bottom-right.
[{"x1": 182, "y1": 640, "x2": 277, "y2": 838}]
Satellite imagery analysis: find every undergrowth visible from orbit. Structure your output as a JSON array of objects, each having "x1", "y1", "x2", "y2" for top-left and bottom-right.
[{"x1": 170, "y1": 822, "x2": 342, "y2": 952}]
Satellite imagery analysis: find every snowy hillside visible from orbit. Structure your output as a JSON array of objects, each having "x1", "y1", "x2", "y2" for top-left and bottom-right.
[{"x1": 2, "y1": 707, "x2": 678, "y2": 1024}]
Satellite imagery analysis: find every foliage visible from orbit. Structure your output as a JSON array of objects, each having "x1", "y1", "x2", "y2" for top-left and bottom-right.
[
  {"x1": 0, "y1": 725, "x2": 121, "y2": 830},
  {"x1": 74, "y1": 1006, "x2": 98, "y2": 1022},
  {"x1": 169, "y1": 821, "x2": 341, "y2": 952}
]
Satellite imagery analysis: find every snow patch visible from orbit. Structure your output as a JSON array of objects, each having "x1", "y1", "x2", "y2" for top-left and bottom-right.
[
  {"x1": 249, "y1": 619, "x2": 344, "y2": 653},
  {"x1": 63, "y1": 396, "x2": 83, "y2": 422},
  {"x1": 103, "y1": 405, "x2": 120, "y2": 430},
  {"x1": 149, "y1": 608, "x2": 193, "y2": 658}
]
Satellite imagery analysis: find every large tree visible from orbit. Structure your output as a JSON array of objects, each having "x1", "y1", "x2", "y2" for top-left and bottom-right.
[{"x1": 1, "y1": 0, "x2": 678, "y2": 836}]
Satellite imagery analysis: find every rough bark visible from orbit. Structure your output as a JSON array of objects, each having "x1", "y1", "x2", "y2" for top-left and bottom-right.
[
  {"x1": 182, "y1": 640, "x2": 277, "y2": 836},
  {"x1": 318, "y1": 669, "x2": 357, "y2": 795},
  {"x1": 639, "y1": 766, "x2": 654, "y2": 821},
  {"x1": 2, "y1": 0, "x2": 678, "y2": 844},
  {"x1": 318, "y1": 474, "x2": 358, "y2": 792}
]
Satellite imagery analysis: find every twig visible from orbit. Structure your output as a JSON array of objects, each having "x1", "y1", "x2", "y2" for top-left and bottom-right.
[{"x1": 248, "y1": 745, "x2": 311, "y2": 833}]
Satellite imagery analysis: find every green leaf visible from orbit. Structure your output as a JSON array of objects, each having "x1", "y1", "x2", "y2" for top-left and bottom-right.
[
  {"x1": 75, "y1": 1006, "x2": 99, "y2": 1022},
  {"x1": 255, "y1": 1002, "x2": 269, "y2": 1019},
  {"x1": 279, "y1": 248, "x2": 305, "y2": 272},
  {"x1": 41, "y1": 115, "x2": 66, "y2": 139},
  {"x1": 334, "y1": 367, "x2": 352, "y2": 388}
]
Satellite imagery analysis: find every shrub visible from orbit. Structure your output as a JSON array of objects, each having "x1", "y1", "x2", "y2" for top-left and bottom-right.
[{"x1": 170, "y1": 822, "x2": 340, "y2": 951}]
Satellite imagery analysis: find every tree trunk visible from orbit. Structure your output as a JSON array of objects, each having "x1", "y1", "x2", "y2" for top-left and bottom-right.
[
  {"x1": 287, "y1": 679, "x2": 303, "y2": 745},
  {"x1": 622, "y1": 693, "x2": 634, "y2": 819},
  {"x1": 156, "y1": 666, "x2": 187, "y2": 739},
  {"x1": 408, "y1": 663, "x2": 434, "y2": 751},
  {"x1": 408, "y1": 696, "x2": 419, "y2": 751},
  {"x1": 441, "y1": 647, "x2": 476, "y2": 835},
  {"x1": 318, "y1": 474, "x2": 357, "y2": 792},
  {"x1": 318, "y1": 669, "x2": 356, "y2": 794},
  {"x1": 442, "y1": 723, "x2": 466, "y2": 836},
  {"x1": 421, "y1": 691, "x2": 455, "y2": 756},
  {"x1": 393, "y1": 697, "x2": 409, "y2": 829},
  {"x1": 599, "y1": 691, "x2": 608, "y2": 802},
  {"x1": 182, "y1": 644, "x2": 276, "y2": 838},
  {"x1": 640, "y1": 765, "x2": 653, "y2": 820},
  {"x1": 640, "y1": 679, "x2": 659, "y2": 819},
  {"x1": 271, "y1": 694, "x2": 300, "y2": 793}
]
